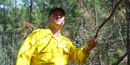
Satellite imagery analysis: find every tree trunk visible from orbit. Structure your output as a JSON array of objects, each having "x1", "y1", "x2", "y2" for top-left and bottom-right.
[
  {"x1": 15, "y1": 0, "x2": 17, "y2": 23},
  {"x1": 94, "y1": 0, "x2": 97, "y2": 26},
  {"x1": 126, "y1": 0, "x2": 130, "y2": 65},
  {"x1": 30, "y1": 0, "x2": 33, "y2": 22},
  {"x1": 2, "y1": 4, "x2": 6, "y2": 48}
]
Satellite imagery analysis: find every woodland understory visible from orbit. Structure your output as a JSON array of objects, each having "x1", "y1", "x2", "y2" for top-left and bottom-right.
[{"x1": 0, "y1": 0, "x2": 130, "y2": 65}]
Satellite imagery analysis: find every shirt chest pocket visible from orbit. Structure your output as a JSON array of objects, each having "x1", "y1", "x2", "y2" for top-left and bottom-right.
[
  {"x1": 37, "y1": 48, "x2": 54, "y2": 62},
  {"x1": 37, "y1": 43, "x2": 56, "y2": 61}
]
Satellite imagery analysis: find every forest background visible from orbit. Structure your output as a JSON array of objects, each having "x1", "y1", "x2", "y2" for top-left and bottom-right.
[{"x1": 0, "y1": 0, "x2": 130, "y2": 65}]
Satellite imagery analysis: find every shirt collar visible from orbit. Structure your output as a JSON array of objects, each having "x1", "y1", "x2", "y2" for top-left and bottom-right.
[{"x1": 45, "y1": 27, "x2": 62, "y2": 37}]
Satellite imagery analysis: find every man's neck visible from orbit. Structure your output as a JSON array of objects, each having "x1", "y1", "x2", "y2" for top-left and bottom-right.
[{"x1": 49, "y1": 26, "x2": 61, "y2": 40}]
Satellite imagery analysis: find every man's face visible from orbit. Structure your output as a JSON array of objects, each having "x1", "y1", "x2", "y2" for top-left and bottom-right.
[{"x1": 48, "y1": 10, "x2": 65, "y2": 28}]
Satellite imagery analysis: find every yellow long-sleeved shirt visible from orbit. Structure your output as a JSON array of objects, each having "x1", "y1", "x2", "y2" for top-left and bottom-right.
[{"x1": 15, "y1": 27, "x2": 90, "y2": 65}]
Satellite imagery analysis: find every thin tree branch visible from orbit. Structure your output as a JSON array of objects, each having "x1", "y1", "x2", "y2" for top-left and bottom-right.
[
  {"x1": 112, "y1": 49, "x2": 130, "y2": 65},
  {"x1": 94, "y1": 0, "x2": 124, "y2": 38},
  {"x1": 114, "y1": 22, "x2": 126, "y2": 50}
]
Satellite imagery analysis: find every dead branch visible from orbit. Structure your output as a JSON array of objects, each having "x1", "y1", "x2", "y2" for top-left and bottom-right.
[
  {"x1": 94, "y1": 0, "x2": 124, "y2": 38},
  {"x1": 112, "y1": 49, "x2": 130, "y2": 65}
]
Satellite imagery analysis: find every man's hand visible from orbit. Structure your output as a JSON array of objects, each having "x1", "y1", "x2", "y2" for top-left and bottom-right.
[{"x1": 85, "y1": 38, "x2": 98, "y2": 51}]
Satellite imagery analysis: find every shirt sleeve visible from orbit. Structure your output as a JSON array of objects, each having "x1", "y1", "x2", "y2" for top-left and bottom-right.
[
  {"x1": 15, "y1": 30, "x2": 38, "y2": 65},
  {"x1": 68, "y1": 43, "x2": 91, "y2": 65}
]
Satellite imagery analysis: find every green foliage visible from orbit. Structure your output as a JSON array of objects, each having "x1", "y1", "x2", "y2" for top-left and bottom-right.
[{"x1": 0, "y1": 0, "x2": 129, "y2": 65}]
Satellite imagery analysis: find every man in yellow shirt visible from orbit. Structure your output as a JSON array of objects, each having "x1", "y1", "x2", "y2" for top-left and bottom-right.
[{"x1": 15, "y1": 6, "x2": 98, "y2": 65}]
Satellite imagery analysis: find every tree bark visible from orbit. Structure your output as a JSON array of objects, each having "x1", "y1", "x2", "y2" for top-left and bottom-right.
[
  {"x1": 126, "y1": 0, "x2": 130, "y2": 65},
  {"x1": 30, "y1": 0, "x2": 33, "y2": 22},
  {"x1": 2, "y1": 3, "x2": 6, "y2": 48},
  {"x1": 15, "y1": 0, "x2": 17, "y2": 23},
  {"x1": 94, "y1": 0, "x2": 97, "y2": 26}
]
